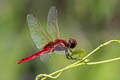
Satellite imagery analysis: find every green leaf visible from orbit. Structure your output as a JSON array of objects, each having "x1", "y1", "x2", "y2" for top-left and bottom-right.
[{"x1": 71, "y1": 49, "x2": 86, "y2": 56}]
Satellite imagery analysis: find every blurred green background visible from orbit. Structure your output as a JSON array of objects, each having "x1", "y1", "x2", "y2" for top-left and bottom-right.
[{"x1": 0, "y1": 0, "x2": 120, "y2": 80}]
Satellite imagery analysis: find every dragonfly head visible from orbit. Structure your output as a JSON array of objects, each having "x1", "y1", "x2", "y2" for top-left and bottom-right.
[{"x1": 67, "y1": 38, "x2": 77, "y2": 49}]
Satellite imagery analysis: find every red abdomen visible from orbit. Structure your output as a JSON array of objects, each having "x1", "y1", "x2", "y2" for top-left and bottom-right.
[{"x1": 16, "y1": 46, "x2": 53, "y2": 64}]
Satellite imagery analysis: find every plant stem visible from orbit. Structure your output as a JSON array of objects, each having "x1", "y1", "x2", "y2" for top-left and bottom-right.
[{"x1": 35, "y1": 40, "x2": 120, "y2": 80}]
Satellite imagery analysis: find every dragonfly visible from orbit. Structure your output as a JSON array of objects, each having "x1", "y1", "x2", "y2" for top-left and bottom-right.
[{"x1": 16, "y1": 6, "x2": 78, "y2": 64}]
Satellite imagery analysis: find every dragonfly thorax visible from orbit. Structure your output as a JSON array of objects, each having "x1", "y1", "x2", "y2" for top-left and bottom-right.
[
  {"x1": 53, "y1": 39, "x2": 67, "y2": 51},
  {"x1": 43, "y1": 39, "x2": 67, "y2": 50},
  {"x1": 53, "y1": 38, "x2": 77, "y2": 52}
]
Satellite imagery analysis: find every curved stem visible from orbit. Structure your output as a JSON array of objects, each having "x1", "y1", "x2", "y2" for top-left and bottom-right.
[{"x1": 35, "y1": 40, "x2": 120, "y2": 80}]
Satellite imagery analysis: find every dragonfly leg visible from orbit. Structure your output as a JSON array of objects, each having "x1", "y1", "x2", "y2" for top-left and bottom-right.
[
  {"x1": 67, "y1": 49, "x2": 88, "y2": 63},
  {"x1": 65, "y1": 49, "x2": 79, "y2": 60}
]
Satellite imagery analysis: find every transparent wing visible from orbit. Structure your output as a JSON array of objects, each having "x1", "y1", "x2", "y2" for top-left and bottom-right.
[
  {"x1": 54, "y1": 51, "x2": 65, "y2": 55},
  {"x1": 27, "y1": 14, "x2": 51, "y2": 49},
  {"x1": 47, "y1": 6, "x2": 60, "y2": 40},
  {"x1": 40, "y1": 52, "x2": 52, "y2": 62}
]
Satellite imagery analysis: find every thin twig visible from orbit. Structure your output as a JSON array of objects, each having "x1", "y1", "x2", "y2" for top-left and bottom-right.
[{"x1": 35, "y1": 40, "x2": 120, "y2": 80}]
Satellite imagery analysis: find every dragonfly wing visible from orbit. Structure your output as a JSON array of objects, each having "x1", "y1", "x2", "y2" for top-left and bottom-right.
[
  {"x1": 40, "y1": 52, "x2": 52, "y2": 62},
  {"x1": 27, "y1": 14, "x2": 51, "y2": 49},
  {"x1": 54, "y1": 51, "x2": 65, "y2": 55},
  {"x1": 47, "y1": 6, "x2": 60, "y2": 40}
]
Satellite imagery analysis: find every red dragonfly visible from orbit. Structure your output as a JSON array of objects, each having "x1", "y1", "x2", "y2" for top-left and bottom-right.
[{"x1": 16, "y1": 6, "x2": 78, "y2": 64}]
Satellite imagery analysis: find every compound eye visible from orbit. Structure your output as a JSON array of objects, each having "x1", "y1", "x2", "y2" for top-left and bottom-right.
[{"x1": 69, "y1": 38, "x2": 77, "y2": 48}]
